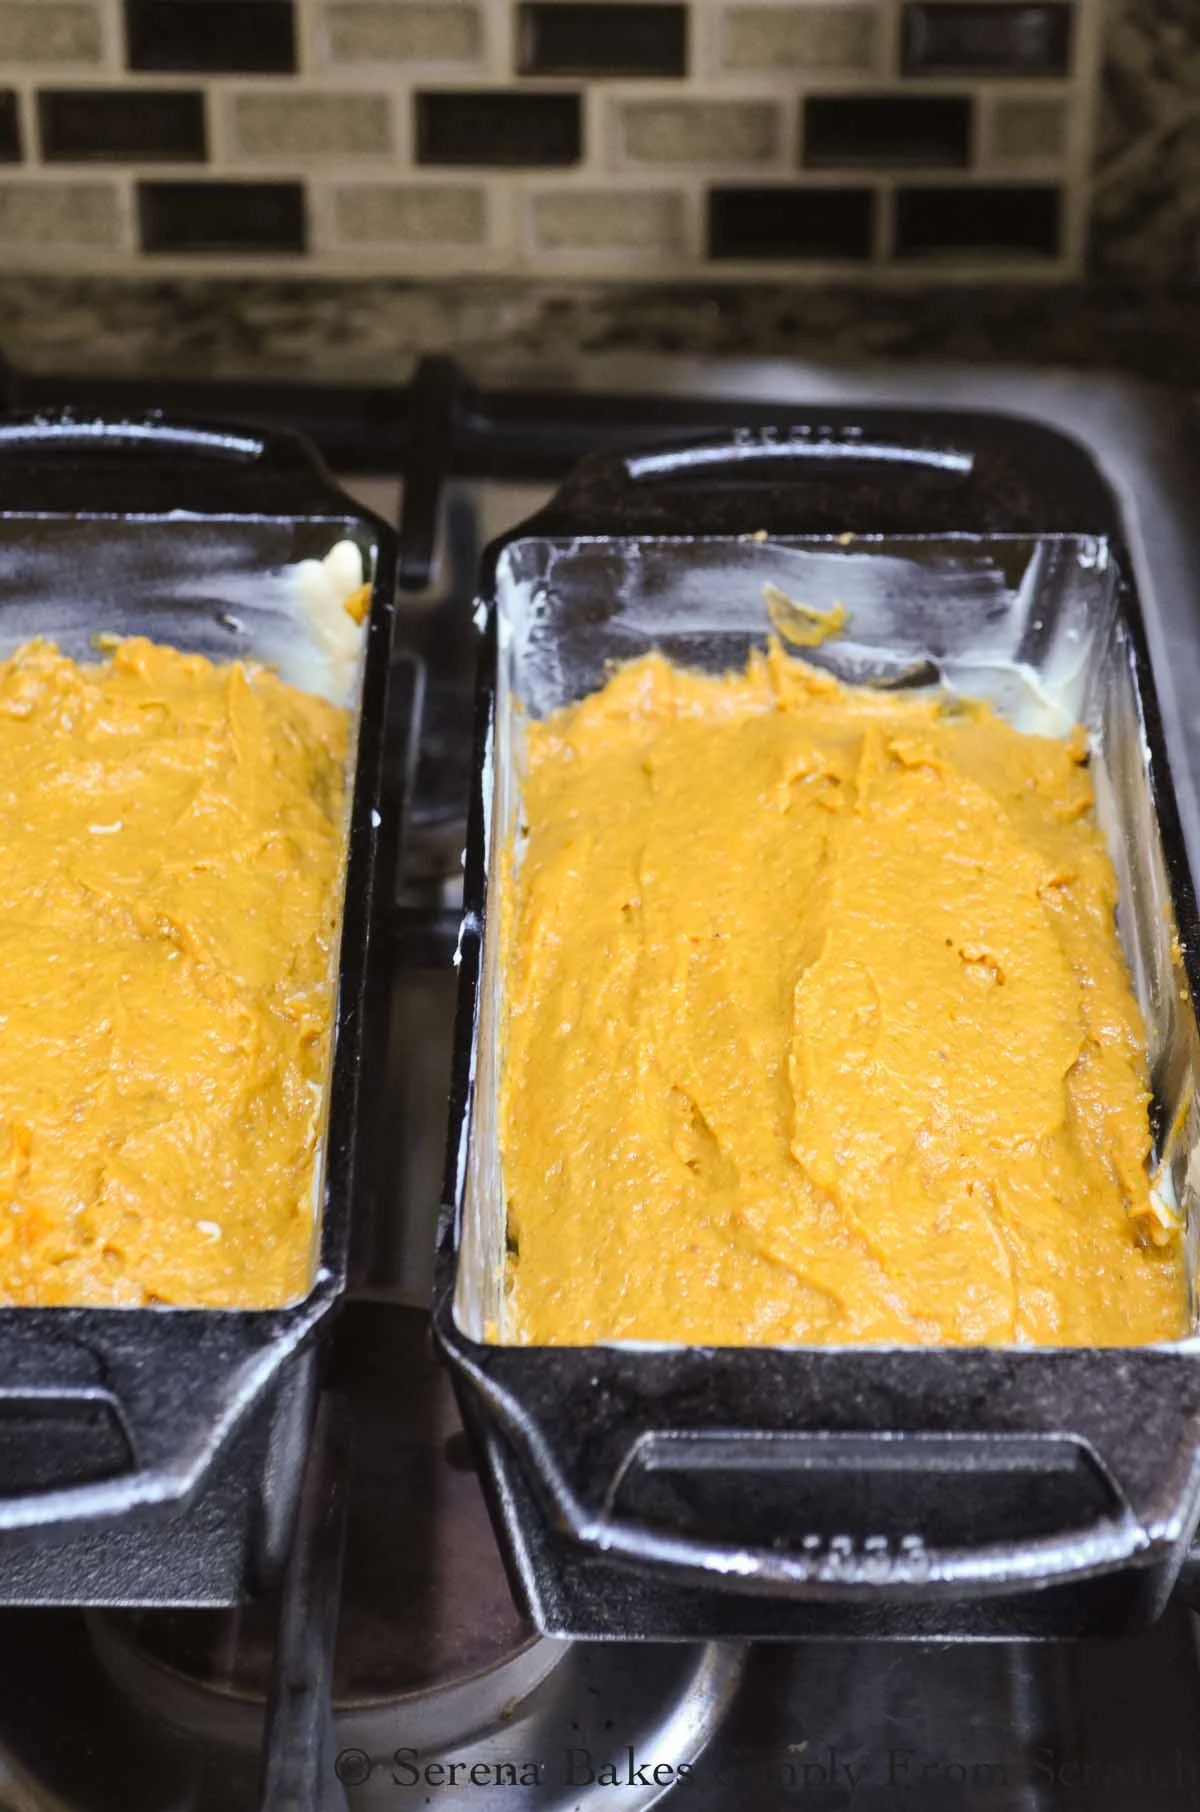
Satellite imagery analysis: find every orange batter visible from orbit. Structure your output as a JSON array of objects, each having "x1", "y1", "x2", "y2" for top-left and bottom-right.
[
  {"x1": 500, "y1": 645, "x2": 1187, "y2": 1346},
  {"x1": 0, "y1": 636, "x2": 348, "y2": 1308}
]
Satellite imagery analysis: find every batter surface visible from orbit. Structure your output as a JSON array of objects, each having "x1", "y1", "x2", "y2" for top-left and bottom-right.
[
  {"x1": 0, "y1": 636, "x2": 348, "y2": 1307},
  {"x1": 500, "y1": 645, "x2": 1186, "y2": 1346}
]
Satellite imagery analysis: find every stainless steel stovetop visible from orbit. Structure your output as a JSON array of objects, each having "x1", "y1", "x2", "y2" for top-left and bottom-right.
[{"x1": 0, "y1": 359, "x2": 1198, "y2": 1812}]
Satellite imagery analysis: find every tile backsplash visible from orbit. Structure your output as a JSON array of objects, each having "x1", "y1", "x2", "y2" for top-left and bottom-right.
[{"x1": 0, "y1": 0, "x2": 1127, "y2": 277}]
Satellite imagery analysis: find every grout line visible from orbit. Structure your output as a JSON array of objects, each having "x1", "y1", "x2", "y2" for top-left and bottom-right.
[
  {"x1": 95, "y1": 0, "x2": 123, "y2": 75},
  {"x1": 873, "y1": 173, "x2": 894, "y2": 262},
  {"x1": 291, "y1": 0, "x2": 321, "y2": 77},
  {"x1": 880, "y1": 0, "x2": 903, "y2": 81},
  {"x1": 14, "y1": 83, "x2": 36, "y2": 167}
]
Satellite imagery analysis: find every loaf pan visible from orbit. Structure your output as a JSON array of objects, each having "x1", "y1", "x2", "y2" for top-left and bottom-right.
[
  {"x1": 0, "y1": 412, "x2": 395, "y2": 1605},
  {"x1": 434, "y1": 413, "x2": 1200, "y2": 1640}
]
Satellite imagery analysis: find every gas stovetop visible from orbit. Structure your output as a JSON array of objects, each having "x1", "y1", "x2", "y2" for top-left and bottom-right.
[{"x1": 0, "y1": 357, "x2": 1199, "y2": 1812}]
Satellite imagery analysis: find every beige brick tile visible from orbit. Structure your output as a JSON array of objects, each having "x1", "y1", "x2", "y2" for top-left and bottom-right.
[
  {"x1": 0, "y1": 180, "x2": 120, "y2": 246},
  {"x1": 229, "y1": 91, "x2": 393, "y2": 159},
  {"x1": 989, "y1": 96, "x2": 1069, "y2": 162},
  {"x1": 530, "y1": 186, "x2": 686, "y2": 252},
  {"x1": 334, "y1": 182, "x2": 487, "y2": 244},
  {"x1": 618, "y1": 99, "x2": 780, "y2": 166},
  {"x1": 722, "y1": 5, "x2": 878, "y2": 73},
  {"x1": 0, "y1": 1, "x2": 102, "y2": 64},
  {"x1": 321, "y1": 2, "x2": 483, "y2": 67}
]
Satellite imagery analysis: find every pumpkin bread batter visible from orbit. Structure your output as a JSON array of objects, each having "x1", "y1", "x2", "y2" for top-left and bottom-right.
[
  {"x1": 0, "y1": 636, "x2": 348, "y2": 1308},
  {"x1": 500, "y1": 645, "x2": 1187, "y2": 1346}
]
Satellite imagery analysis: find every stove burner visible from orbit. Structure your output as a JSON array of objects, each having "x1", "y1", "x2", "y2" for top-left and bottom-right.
[
  {"x1": 81, "y1": 1302, "x2": 745, "y2": 1807},
  {"x1": 337, "y1": 1306, "x2": 549, "y2": 1704},
  {"x1": 89, "y1": 1307, "x2": 558, "y2": 1730}
]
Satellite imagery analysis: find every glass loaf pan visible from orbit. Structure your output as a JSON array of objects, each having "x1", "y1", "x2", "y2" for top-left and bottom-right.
[
  {"x1": 0, "y1": 413, "x2": 396, "y2": 1605},
  {"x1": 435, "y1": 414, "x2": 1200, "y2": 1641}
]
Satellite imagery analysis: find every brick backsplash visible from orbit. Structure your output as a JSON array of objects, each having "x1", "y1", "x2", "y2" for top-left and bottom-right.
[
  {"x1": 519, "y1": 3, "x2": 689, "y2": 76},
  {"x1": 0, "y1": 93, "x2": 21, "y2": 163},
  {"x1": 229, "y1": 90, "x2": 394, "y2": 159},
  {"x1": 126, "y1": 0, "x2": 298, "y2": 73},
  {"x1": 39, "y1": 88, "x2": 208, "y2": 161},
  {"x1": 323, "y1": 4, "x2": 486, "y2": 67},
  {"x1": 0, "y1": 0, "x2": 1106, "y2": 276},
  {"x1": 803, "y1": 94, "x2": 973, "y2": 167},
  {"x1": 900, "y1": 3, "x2": 1074, "y2": 76},
  {"x1": 0, "y1": 4, "x2": 105, "y2": 65},
  {"x1": 723, "y1": 7, "x2": 879, "y2": 72},
  {"x1": 710, "y1": 183, "x2": 876, "y2": 257}
]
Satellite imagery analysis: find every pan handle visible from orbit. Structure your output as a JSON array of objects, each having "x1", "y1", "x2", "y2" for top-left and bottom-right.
[
  {"x1": 0, "y1": 411, "x2": 320, "y2": 467},
  {"x1": 569, "y1": 1428, "x2": 1148, "y2": 1601},
  {"x1": 621, "y1": 430, "x2": 974, "y2": 483},
  {"x1": 0, "y1": 409, "x2": 351, "y2": 516},
  {"x1": 0, "y1": 1309, "x2": 323, "y2": 1545},
  {"x1": 443, "y1": 1331, "x2": 1200, "y2": 1606},
  {"x1": 510, "y1": 415, "x2": 1117, "y2": 541},
  {"x1": 502, "y1": 1422, "x2": 1154, "y2": 1604},
  {"x1": 523, "y1": 425, "x2": 976, "y2": 541}
]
